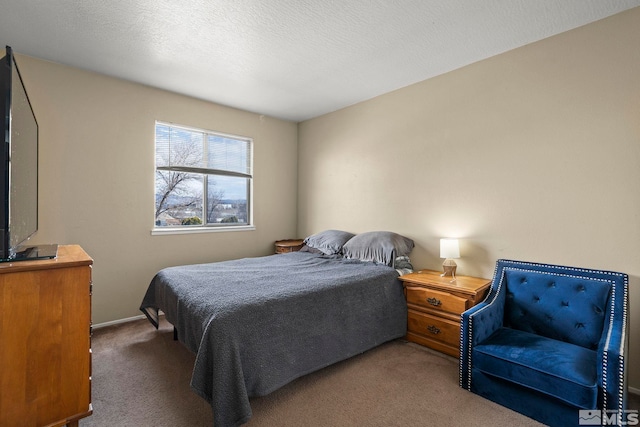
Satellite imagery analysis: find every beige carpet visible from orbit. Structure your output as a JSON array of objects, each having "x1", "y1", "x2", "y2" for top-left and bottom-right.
[{"x1": 80, "y1": 318, "x2": 549, "y2": 426}]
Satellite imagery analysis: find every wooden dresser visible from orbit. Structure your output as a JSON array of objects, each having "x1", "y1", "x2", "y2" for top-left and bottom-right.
[
  {"x1": 0, "y1": 245, "x2": 93, "y2": 427},
  {"x1": 399, "y1": 269, "x2": 490, "y2": 358}
]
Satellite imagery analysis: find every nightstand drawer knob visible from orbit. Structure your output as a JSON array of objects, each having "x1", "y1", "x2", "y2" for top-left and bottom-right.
[
  {"x1": 426, "y1": 297, "x2": 442, "y2": 307},
  {"x1": 427, "y1": 325, "x2": 441, "y2": 335}
]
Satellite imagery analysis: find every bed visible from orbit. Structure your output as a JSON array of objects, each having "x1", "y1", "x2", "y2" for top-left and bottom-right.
[{"x1": 140, "y1": 230, "x2": 413, "y2": 427}]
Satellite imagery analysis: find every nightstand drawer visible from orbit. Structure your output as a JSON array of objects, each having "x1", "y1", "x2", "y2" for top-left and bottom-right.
[
  {"x1": 405, "y1": 286, "x2": 468, "y2": 315},
  {"x1": 407, "y1": 310, "x2": 460, "y2": 348},
  {"x1": 274, "y1": 239, "x2": 304, "y2": 254},
  {"x1": 400, "y1": 269, "x2": 490, "y2": 358}
]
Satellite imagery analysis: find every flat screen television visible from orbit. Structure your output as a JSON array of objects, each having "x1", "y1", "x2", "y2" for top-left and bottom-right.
[{"x1": 0, "y1": 46, "x2": 56, "y2": 262}]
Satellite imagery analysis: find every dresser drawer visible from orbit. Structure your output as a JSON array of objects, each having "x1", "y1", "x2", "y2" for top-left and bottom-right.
[
  {"x1": 405, "y1": 286, "x2": 468, "y2": 315},
  {"x1": 407, "y1": 310, "x2": 460, "y2": 348}
]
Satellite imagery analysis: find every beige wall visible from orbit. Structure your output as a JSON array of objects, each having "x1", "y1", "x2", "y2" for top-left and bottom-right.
[
  {"x1": 4, "y1": 6, "x2": 639, "y2": 390},
  {"x1": 298, "y1": 8, "x2": 640, "y2": 388},
  {"x1": 10, "y1": 55, "x2": 298, "y2": 325}
]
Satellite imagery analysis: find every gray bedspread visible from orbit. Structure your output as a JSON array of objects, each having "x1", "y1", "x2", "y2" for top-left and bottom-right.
[{"x1": 139, "y1": 251, "x2": 407, "y2": 427}]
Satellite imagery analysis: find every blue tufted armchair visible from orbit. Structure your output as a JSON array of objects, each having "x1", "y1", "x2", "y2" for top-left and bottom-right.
[{"x1": 460, "y1": 259, "x2": 628, "y2": 427}]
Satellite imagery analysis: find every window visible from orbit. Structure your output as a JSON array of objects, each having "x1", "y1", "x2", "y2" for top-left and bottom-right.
[{"x1": 154, "y1": 122, "x2": 252, "y2": 231}]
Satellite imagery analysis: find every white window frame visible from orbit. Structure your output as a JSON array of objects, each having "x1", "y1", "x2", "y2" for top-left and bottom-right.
[{"x1": 152, "y1": 121, "x2": 254, "y2": 235}]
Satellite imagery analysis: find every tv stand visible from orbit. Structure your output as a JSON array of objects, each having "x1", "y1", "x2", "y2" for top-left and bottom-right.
[
  {"x1": 0, "y1": 245, "x2": 93, "y2": 426},
  {"x1": 2, "y1": 243, "x2": 58, "y2": 262}
]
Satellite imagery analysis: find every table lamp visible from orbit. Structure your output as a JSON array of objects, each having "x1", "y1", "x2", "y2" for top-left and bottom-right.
[{"x1": 440, "y1": 238, "x2": 460, "y2": 279}]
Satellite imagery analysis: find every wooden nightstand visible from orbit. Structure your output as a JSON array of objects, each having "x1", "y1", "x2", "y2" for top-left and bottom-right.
[
  {"x1": 274, "y1": 239, "x2": 304, "y2": 254},
  {"x1": 399, "y1": 269, "x2": 490, "y2": 358}
]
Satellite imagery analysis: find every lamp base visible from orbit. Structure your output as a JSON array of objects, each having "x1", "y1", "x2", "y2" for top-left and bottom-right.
[{"x1": 441, "y1": 259, "x2": 457, "y2": 280}]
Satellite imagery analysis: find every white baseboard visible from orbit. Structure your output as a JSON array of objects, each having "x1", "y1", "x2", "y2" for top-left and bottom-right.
[
  {"x1": 93, "y1": 314, "x2": 147, "y2": 329},
  {"x1": 629, "y1": 386, "x2": 640, "y2": 396}
]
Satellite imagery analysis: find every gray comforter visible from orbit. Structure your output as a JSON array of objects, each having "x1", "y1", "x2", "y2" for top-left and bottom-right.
[{"x1": 140, "y1": 251, "x2": 407, "y2": 427}]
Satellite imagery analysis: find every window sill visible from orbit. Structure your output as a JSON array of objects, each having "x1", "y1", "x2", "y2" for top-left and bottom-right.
[{"x1": 151, "y1": 225, "x2": 255, "y2": 236}]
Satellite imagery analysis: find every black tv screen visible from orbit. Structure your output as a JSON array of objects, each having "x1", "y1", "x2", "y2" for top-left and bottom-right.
[{"x1": 0, "y1": 46, "x2": 41, "y2": 261}]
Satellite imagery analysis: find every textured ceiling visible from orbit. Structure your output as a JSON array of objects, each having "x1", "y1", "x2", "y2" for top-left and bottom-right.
[{"x1": 0, "y1": 0, "x2": 639, "y2": 122}]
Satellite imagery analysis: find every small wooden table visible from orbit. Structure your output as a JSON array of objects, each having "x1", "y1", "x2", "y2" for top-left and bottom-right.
[
  {"x1": 399, "y1": 269, "x2": 490, "y2": 358},
  {"x1": 274, "y1": 239, "x2": 304, "y2": 254}
]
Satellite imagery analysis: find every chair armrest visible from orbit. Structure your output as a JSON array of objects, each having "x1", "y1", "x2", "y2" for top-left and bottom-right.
[
  {"x1": 597, "y1": 285, "x2": 629, "y2": 412},
  {"x1": 459, "y1": 282, "x2": 505, "y2": 389}
]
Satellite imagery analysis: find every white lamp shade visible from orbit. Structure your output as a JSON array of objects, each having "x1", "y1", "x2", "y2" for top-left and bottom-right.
[{"x1": 440, "y1": 238, "x2": 460, "y2": 259}]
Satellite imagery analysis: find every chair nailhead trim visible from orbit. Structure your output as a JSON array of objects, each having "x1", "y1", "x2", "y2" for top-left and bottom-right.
[{"x1": 461, "y1": 259, "x2": 628, "y2": 415}]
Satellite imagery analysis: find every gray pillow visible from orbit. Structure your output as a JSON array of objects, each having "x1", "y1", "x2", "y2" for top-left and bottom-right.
[
  {"x1": 342, "y1": 231, "x2": 414, "y2": 266},
  {"x1": 303, "y1": 230, "x2": 355, "y2": 255}
]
